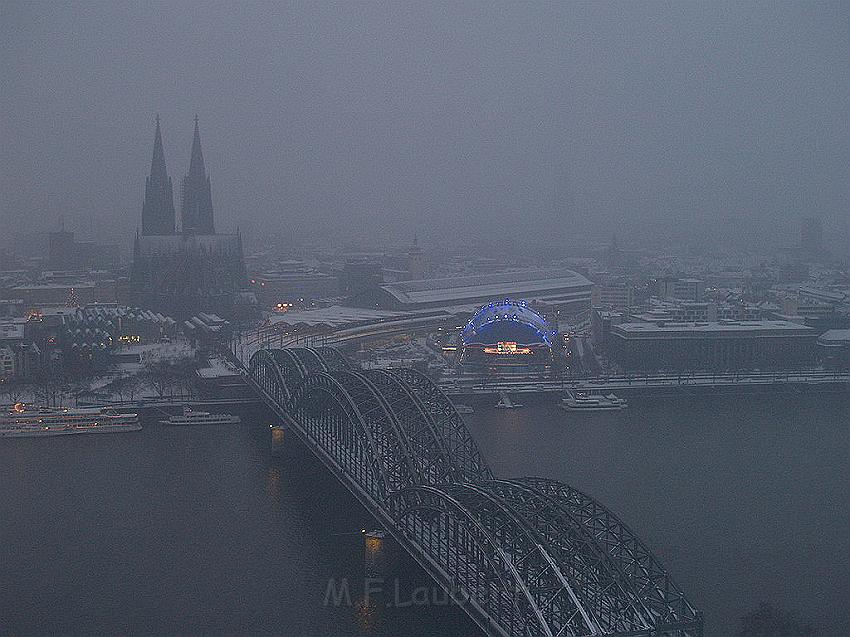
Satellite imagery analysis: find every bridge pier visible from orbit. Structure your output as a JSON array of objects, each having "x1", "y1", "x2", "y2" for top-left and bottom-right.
[
  {"x1": 363, "y1": 529, "x2": 394, "y2": 578},
  {"x1": 270, "y1": 424, "x2": 285, "y2": 456}
]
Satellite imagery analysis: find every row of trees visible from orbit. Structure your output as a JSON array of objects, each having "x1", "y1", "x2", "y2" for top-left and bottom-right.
[{"x1": 1, "y1": 350, "x2": 202, "y2": 407}]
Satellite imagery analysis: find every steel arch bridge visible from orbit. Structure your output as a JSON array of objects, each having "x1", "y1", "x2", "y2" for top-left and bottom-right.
[{"x1": 247, "y1": 348, "x2": 702, "y2": 637}]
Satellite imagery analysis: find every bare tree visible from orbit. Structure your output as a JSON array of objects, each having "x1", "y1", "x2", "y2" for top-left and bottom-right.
[
  {"x1": 142, "y1": 359, "x2": 176, "y2": 398},
  {"x1": 142, "y1": 355, "x2": 199, "y2": 400},
  {"x1": 33, "y1": 370, "x2": 69, "y2": 408},
  {"x1": 108, "y1": 373, "x2": 139, "y2": 403},
  {"x1": 1, "y1": 376, "x2": 29, "y2": 405}
]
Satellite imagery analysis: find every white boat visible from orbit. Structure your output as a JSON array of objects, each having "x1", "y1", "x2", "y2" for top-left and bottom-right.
[
  {"x1": 560, "y1": 391, "x2": 627, "y2": 412},
  {"x1": 453, "y1": 403, "x2": 475, "y2": 414},
  {"x1": 494, "y1": 392, "x2": 523, "y2": 409},
  {"x1": 1, "y1": 403, "x2": 141, "y2": 437},
  {"x1": 160, "y1": 406, "x2": 241, "y2": 426}
]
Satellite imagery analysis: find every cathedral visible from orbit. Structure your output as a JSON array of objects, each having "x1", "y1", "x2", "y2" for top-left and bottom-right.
[{"x1": 129, "y1": 116, "x2": 248, "y2": 320}]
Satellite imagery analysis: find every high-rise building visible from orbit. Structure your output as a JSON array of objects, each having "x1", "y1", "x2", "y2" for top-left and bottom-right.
[
  {"x1": 141, "y1": 116, "x2": 176, "y2": 236},
  {"x1": 180, "y1": 116, "x2": 215, "y2": 235}
]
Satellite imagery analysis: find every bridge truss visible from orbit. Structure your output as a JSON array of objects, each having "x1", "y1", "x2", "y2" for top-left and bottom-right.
[{"x1": 247, "y1": 348, "x2": 702, "y2": 637}]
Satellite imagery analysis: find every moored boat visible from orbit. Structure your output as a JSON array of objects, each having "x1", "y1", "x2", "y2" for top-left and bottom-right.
[
  {"x1": 1, "y1": 403, "x2": 141, "y2": 437},
  {"x1": 160, "y1": 406, "x2": 241, "y2": 426},
  {"x1": 494, "y1": 392, "x2": 523, "y2": 409},
  {"x1": 560, "y1": 391, "x2": 627, "y2": 412}
]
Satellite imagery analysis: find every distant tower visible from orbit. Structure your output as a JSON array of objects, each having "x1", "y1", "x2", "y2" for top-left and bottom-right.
[
  {"x1": 141, "y1": 115, "x2": 176, "y2": 235},
  {"x1": 181, "y1": 115, "x2": 215, "y2": 235},
  {"x1": 407, "y1": 235, "x2": 427, "y2": 279}
]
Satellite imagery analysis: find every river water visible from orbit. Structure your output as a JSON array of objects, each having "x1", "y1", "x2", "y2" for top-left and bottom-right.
[{"x1": 1, "y1": 392, "x2": 848, "y2": 636}]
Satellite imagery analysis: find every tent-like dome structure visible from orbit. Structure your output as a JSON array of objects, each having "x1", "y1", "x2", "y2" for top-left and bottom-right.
[{"x1": 460, "y1": 300, "x2": 556, "y2": 369}]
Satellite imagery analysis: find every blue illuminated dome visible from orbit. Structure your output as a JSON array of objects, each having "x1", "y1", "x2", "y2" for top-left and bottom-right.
[{"x1": 462, "y1": 300, "x2": 554, "y2": 347}]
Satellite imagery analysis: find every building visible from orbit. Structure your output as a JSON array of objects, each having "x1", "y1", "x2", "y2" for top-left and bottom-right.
[
  {"x1": 592, "y1": 280, "x2": 633, "y2": 310},
  {"x1": 0, "y1": 299, "x2": 24, "y2": 318},
  {"x1": 7, "y1": 280, "x2": 117, "y2": 307},
  {"x1": 591, "y1": 309, "x2": 624, "y2": 348},
  {"x1": 0, "y1": 346, "x2": 14, "y2": 377},
  {"x1": 631, "y1": 300, "x2": 766, "y2": 324},
  {"x1": 8, "y1": 230, "x2": 124, "y2": 271},
  {"x1": 130, "y1": 233, "x2": 247, "y2": 319},
  {"x1": 459, "y1": 300, "x2": 556, "y2": 372},
  {"x1": 657, "y1": 277, "x2": 704, "y2": 302},
  {"x1": 250, "y1": 263, "x2": 339, "y2": 309},
  {"x1": 407, "y1": 237, "x2": 428, "y2": 280},
  {"x1": 129, "y1": 117, "x2": 248, "y2": 319},
  {"x1": 609, "y1": 320, "x2": 816, "y2": 372},
  {"x1": 341, "y1": 259, "x2": 384, "y2": 300},
  {"x1": 817, "y1": 329, "x2": 850, "y2": 369},
  {"x1": 358, "y1": 268, "x2": 592, "y2": 313}
]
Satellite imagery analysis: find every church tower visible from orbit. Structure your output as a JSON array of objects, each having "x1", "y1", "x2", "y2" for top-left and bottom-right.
[
  {"x1": 181, "y1": 115, "x2": 215, "y2": 235},
  {"x1": 141, "y1": 115, "x2": 176, "y2": 235}
]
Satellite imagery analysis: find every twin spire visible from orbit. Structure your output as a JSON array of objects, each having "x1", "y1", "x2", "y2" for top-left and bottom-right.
[{"x1": 141, "y1": 115, "x2": 214, "y2": 236}]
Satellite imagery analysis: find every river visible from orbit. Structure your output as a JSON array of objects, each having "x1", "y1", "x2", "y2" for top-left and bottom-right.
[{"x1": 1, "y1": 391, "x2": 848, "y2": 636}]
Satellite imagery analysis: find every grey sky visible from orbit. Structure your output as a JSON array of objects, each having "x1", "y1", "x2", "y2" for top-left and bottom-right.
[{"x1": 1, "y1": 1, "x2": 847, "y2": 251}]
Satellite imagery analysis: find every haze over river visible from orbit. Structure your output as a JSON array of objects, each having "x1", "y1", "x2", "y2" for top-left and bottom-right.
[{"x1": 1, "y1": 392, "x2": 848, "y2": 636}]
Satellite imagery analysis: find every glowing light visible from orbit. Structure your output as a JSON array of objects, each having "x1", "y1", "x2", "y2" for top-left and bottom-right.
[{"x1": 483, "y1": 341, "x2": 533, "y2": 355}]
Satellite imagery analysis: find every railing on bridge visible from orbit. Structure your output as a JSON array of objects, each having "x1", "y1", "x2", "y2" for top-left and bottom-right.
[{"x1": 247, "y1": 347, "x2": 703, "y2": 637}]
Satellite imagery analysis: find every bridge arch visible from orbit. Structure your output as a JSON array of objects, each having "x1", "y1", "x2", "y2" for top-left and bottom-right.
[
  {"x1": 290, "y1": 370, "x2": 420, "y2": 500},
  {"x1": 363, "y1": 369, "x2": 461, "y2": 485},
  {"x1": 248, "y1": 349, "x2": 291, "y2": 406},
  {"x1": 513, "y1": 478, "x2": 700, "y2": 629},
  {"x1": 388, "y1": 367, "x2": 493, "y2": 482},
  {"x1": 388, "y1": 480, "x2": 700, "y2": 637},
  {"x1": 248, "y1": 347, "x2": 350, "y2": 409},
  {"x1": 388, "y1": 484, "x2": 548, "y2": 637}
]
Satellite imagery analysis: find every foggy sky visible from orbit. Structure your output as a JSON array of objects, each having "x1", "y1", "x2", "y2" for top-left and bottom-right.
[{"x1": 1, "y1": 1, "x2": 847, "y2": 252}]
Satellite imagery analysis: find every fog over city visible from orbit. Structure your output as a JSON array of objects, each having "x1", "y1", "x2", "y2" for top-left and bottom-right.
[
  {"x1": 2, "y1": 3, "x2": 849, "y2": 637},
  {"x1": 2, "y1": 1, "x2": 847, "y2": 252}
]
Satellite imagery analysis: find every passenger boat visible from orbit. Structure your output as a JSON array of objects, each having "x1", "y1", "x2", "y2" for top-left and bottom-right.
[
  {"x1": 494, "y1": 392, "x2": 523, "y2": 409},
  {"x1": 453, "y1": 403, "x2": 475, "y2": 414},
  {"x1": 160, "y1": 406, "x2": 241, "y2": 426},
  {"x1": 560, "y1": 391, "x2": 627, "y2": 412},
  {"x1": 1, "y1": 403, "x2": 141, "y2": 437}
]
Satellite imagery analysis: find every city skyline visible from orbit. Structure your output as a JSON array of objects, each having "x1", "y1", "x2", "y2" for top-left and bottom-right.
[
  {"x1": 1, "y1": 2, "x2": 847, "y2": 252},
  {"x1": 2, "y1": 3, "x2": 848, "y2": 636}
]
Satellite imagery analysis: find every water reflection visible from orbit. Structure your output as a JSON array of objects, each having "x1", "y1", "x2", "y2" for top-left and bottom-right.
[
  {"x1": 354, "y1": 592, "x2": 382, "y2": 633},
  {"x1": 266, "y1": 466, "x2": 282, "y2": 499}
]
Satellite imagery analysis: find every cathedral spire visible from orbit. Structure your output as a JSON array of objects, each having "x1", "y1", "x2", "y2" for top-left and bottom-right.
[
  {"x1": 181, "y1": 115, "x2": 215, "y2": 234},
  {"x1": 141, "y1": 115, "x2": 176, "y2": 235},
  {"x1": 149, "y1": 115, "x2": 167, "y2": 182},
  {"x1": 188, "y1": 114, "x2": 206, "y2": 178}
]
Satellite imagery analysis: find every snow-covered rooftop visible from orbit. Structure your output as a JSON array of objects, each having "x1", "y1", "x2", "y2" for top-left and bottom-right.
[
  {"x1": 379, "y1": 269, "x2": 591, "y2": 306},
  {"x1": 614, "y1": 320, "x2": 813, "y2": 335},
  {"x1": 268, "y1": 306, "x2": 408, "y2": 328}
]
